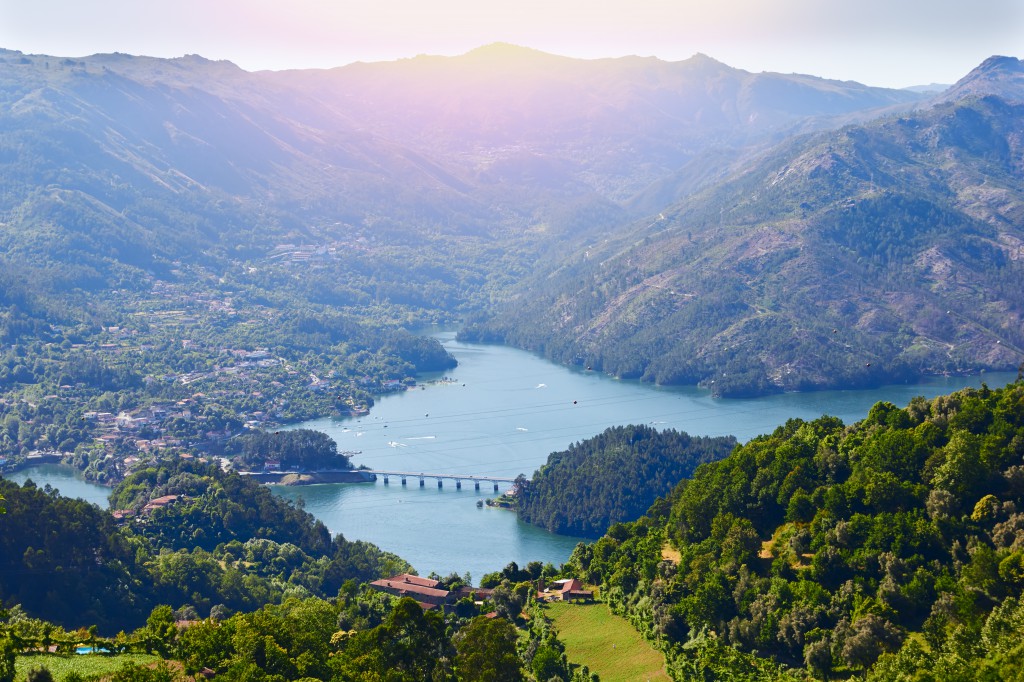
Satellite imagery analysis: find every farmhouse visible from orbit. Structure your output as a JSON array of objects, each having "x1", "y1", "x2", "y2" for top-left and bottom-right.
[
  {"x1": 369, "y1": 574, "x2": 493, "y2": 611},
  {"x1": 537, "y1": 577, "x2": 594, "y2": 602},
  {"x1": 369, "y1": 574, "x2": 456, "y2": 610},
  {"x1": 141, "y1": 494, "x2": 180, "y2": 515}
]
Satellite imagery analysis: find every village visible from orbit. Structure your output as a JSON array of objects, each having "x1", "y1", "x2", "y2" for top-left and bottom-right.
[{"x1": 0, "y1": 253, "x2": 420, "y2": 485}]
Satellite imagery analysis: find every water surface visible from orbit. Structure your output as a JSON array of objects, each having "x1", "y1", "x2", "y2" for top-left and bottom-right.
[
  {"x1": 277, "y1": 332, "x2": 1016, "y2": 579},
  {"x1": 6, "y1": 463, "x2": 111, "y2": 508},
  {"x1": 8, "y1": 332, "x2": 1015, "y2": 580}
]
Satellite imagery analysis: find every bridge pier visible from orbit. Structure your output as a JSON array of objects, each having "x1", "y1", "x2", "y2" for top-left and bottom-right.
[{"x1": 363, "y1": 471, "x2": 516, "y2": 491}]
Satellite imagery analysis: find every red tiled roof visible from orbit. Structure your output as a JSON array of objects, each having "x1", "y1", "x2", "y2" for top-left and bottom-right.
[
  {"x1": 369, "y1": 573, "x2": 494, "y2": 608},
  {"x1": 142, "y1": 495, "x2": 180, "y2": 513},
  {"x1": 390, "y1": 573, "x2": 441, "y2": 588},
  {"x1": 370, "y1": 578, "x2": 450, "y2": 600}
]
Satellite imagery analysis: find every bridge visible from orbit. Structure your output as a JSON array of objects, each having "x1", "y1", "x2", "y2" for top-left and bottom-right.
[{"x1": 364, "y1": 469, "x2": 518, "y2": 491}]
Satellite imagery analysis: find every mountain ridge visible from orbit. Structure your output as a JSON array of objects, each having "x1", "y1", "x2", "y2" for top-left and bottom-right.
[
  {"x1": 460, "y1": 57, "x2": 1024, "y2": 395},
  {"x1": 1, "y1": 46, "x2": 1020, "y2": 397}
]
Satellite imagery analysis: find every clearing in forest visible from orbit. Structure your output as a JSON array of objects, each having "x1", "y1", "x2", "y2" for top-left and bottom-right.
[
  {"x1": 546, "y1": 601, "x2": 671, "y2": 682},
  {"x1": 15, "y1": 653, "x2": 164, "y2": 679}
]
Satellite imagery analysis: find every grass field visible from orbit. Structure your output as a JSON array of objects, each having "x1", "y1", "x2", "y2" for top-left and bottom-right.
[
  {"x1": 546, "y1": 601, "x2": 671, "y2": 682},
  {"x1": 14, "y1": 652, "x2": 163, "y2": 680}
]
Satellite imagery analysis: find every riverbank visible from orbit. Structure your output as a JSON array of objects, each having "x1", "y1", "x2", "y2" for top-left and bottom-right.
[
  {"x1": 240, "y1": 470, "x2": 376, "y2": 485},
  {"x1": 1, "y1": 451, "x2": 70, "y2": 476}
]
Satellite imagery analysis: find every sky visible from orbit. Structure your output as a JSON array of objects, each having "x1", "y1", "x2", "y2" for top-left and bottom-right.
[{"x1": 0, "y1": 0, "x2": 1021, "y2": 89}]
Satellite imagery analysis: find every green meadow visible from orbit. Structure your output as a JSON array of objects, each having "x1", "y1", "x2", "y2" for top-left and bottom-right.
[
  {"x1": 546, "y1": 602, "x2": 671, "y2": 682},
  {"x1": 14, "y1": 653, "x2": 164, "y2": 680}
]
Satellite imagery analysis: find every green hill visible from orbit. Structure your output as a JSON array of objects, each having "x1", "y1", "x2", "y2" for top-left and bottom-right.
[
  {"x1": 3, "y1": 381, "x2": 1024, "y2": 680},
  {"x1": 514, "y1": 425, "x2": 736, "y2": 537},
  {"x1": 568, "y1": 379, "x2": 1024, "y2": 678},
  {"x1": 0, "y1": 459, "x2": 407, "y2": 632}
]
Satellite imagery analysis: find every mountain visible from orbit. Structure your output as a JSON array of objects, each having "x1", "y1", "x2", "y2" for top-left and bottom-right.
[
  {"x1": 0, "y1": 45, "x2": 1015, "y2": 399},
  {"x1": 938, "y1": 55, "x2": 1024, "y2": 104},
  {"x1": 903, "y1": 84, "x2": 950, "y2": 93},
  {"x1": 0, "y1": 49, "x2": 493, "y2": 273},
  {"x1": 268, "y1": 44, "x2": 926, "y2": 207},
  {"x1": 0, "y1": 44, "x2": 929, "y2": 261},
  {"x1": 461, "y1": 57, "x2": 1024, "y2": 396}
]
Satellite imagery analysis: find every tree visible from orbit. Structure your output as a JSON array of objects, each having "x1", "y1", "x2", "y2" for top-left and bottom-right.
[
  {"x1": 841, "y1": 615, "x2": 903, "y2": 670},
  {"x1": 25, "y1": 667, "x2": 54, "y2": 682},
  {"x1": 144, "y1": 605, "x2": 178, "y2": 656},
  {"x1": 490, "y1": 582, "x2": 524, "y2": 620},
  {"x1": 531, "y1": 644, "x2": 567, "y2": 682},
  {"x1": 803, "y1": 638, "x2": 832, "y2": 678},
  {"x1": 0, "y1": 636, "x2": 15, "y2": 682},
  {"x1": 454, "y1": 616, "x2": 524, "y2": 682},
  {"x1": 335, "y1": 598, "x2": 455, "y2": 681},
  {"x1": 175, "y1": 619, "x2": 233, "y2": 675},
  {"x1": 932, "y1": 432, "x2": 985, "y2": 507}
]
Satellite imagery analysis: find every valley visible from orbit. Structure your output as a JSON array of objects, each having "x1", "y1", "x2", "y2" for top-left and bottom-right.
[{"x1": 1, "y1": 43, "x2": 1024, "y2": 681}]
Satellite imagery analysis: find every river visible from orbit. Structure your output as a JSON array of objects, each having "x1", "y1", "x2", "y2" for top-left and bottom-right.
[
  {"x1": 7, "y1": 331, "x2": 1017, "y2": 582},
  {"x1": 5, "y1": 463, "x2": 111, "y2": 508},
  {"x1": 274, "y1": 331, "x2": 1016, "y2": 581}
]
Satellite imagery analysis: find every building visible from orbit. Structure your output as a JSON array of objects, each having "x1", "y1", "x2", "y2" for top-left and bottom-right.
[
  {"x1": 141, "y1": 495, "x2": 180, "y2": 515},
  {"x1": 369, "y1": 574, "x2": 495, "y2": 611},
  {"x1": 537, "y1": 578, "x2": 594, "y2": 602},
  {"x1": 369, "y1": 574, "x2": 456, "y2": 610}
]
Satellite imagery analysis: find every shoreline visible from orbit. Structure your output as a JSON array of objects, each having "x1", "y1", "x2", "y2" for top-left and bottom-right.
[
  {"x1": 239, "y1": 470, "x2": 377, "y2": 485},
  {"x1": 1, "y1": 452, "x2": 70, "y2": 476}
]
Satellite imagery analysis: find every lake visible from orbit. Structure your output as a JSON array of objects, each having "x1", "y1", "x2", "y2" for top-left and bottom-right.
[
  {"x1": 5, "y1": 463, "x2": 112, "y2": 508},
  {"x1": 274, "y1": 331, "x2": 1016, "y2": 581},
  {"x1": 7, "y1": 331, "x2": 1016, "y2": 583}
]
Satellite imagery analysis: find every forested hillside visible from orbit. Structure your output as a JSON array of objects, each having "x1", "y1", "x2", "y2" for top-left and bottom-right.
[
  {"x1": 0, "y1": 460, "x2": 407, "y2": 632},
  {"x1": 0, "y1": 45, "x2": 941, "y2": 450},
  {"x1": 514, "y1": 425, "x2": 736, "y2": 537},
  {"x1": 4, "y1": 382, "x2": 1023, "y2": 679},
  {"x1": 5, "y1": 40, "x2": 1024, "y2": 682},
  {"x1": 569, "y1": 379, "x2": 1024, "y2": 678},
  {"x1": 461, "y1": 57, "x2": 1024, "y2": 396}
]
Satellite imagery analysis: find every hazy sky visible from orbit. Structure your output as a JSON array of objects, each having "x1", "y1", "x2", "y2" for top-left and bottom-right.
[{"x1": 1, "y1": 0, "x2": 1020, "y2": 88}]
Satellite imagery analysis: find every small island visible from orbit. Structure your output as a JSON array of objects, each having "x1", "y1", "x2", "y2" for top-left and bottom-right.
[{"x1": 228, "y1": 428, "x2": 374, "y2": 485}]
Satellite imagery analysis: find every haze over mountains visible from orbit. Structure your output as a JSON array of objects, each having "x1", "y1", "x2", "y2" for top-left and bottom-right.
[{"x1": 1, "y1": 44, "x2": 1021, "y2": 395}]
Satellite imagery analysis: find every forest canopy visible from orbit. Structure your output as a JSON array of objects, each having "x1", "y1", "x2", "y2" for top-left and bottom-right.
[
  {"x1": 514, "y1": 425, "x2": 737, "y2": 537},
  {"x1": 567, "y1": 381, "x2": 1024, "y2": 678},
  {"x1": 226, "y1": 428, "x2": 351, "y2": 471}
]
